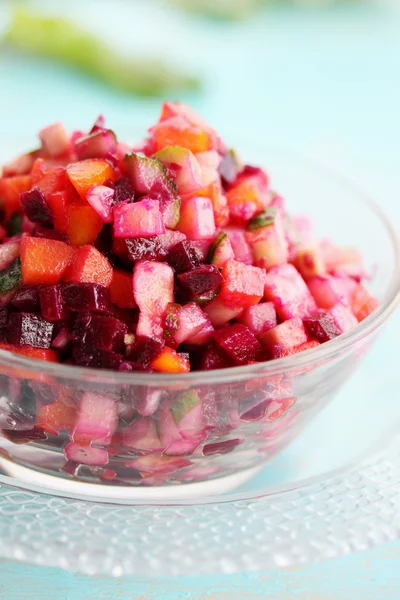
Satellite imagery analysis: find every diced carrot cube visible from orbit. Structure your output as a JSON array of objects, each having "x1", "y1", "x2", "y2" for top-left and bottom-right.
[
  {"x1": 66, "y1": 204, "x2": 103, "y2": 246},
  {"x1": 66, "y1": 159, "x2": 116, "y2": 199},
  {"x1": 150, "y1": 347, "x2": 190, "y2": 373},
  {"x1": 109, "y1": 270, "x2": 136, "y2": 308},
  {"x1": 150, "y1": 116, "x2": 212, "y2": 154},
  {"x1": 0, "y1": 175, "x2": 32, "y2": 219},
  {"x1": 20, "y1": 237, "x2": 75, "y2": 285},
  {"x1": 0, "y1": 343, "x2": 59, "y2": 362},
  {"x1": 63, "y1": 245, "x2": 113, "y2": 288},
  {"x1": 351, "y1": 284, "x2": 379, "y2": 322}
]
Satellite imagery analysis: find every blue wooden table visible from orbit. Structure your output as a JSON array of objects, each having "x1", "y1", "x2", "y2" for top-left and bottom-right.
[{"x1": 0, "y1": 1, "x2": 400, "y2": 597}]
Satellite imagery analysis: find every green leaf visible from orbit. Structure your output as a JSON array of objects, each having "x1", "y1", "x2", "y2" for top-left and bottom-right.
[{"x1": 4, "y1": 7, "x2": 201, "y2": 97}]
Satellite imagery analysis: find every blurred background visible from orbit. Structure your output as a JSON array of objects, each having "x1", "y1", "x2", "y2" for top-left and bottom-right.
[{"x1": 0, "y1": 0, "x2": 399, "y2": 218}]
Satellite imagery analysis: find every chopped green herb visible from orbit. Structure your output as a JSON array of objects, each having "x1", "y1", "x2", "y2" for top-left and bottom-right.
[{"x1": 0, "y1": 258, "x2": 21, "y2": 294}]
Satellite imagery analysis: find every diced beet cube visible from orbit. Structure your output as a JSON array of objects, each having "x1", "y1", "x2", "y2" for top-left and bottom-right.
[
  {"x1": 307, "y1": 275, "x2": 357, "y2": 310},
  {"x1": 203, "y1": 438, "x2": 242, "y2": 456},
  {"x1": 212, "y1": 324, "x2": 264, "y2": 366},
  {"x1": 0, "y1": 304, "x2": 9, "y2": 340},
  {"x1": 259, "y1": 317, "x2": 308, "y2": 359},
  {"x1": 178, "y1": 264, "x2": 224, "y2": 302},
  {"x1": 127, "y1": 335, "x2": 165, "y2": 368},
  {"x1": 124, "y1": 237, "x2": 168, "y2": 261},
  {"x1": 2, "y1": 426, "x2": 48, "y2": 444},
  {"x1": 114, "y1": 178, "x2": 134, "y2": 204},
  {"x1": 34, "y1": 227, "x2": 69, "y2": 243},
  {"x1": 20, "y1": 187, "x2": 53, "y2": 227},
  {"x1": 72, "y1": 312, "x2": 92, "y2": 340},
  {"x1": 51, "y1": 327, "x2": 74, "y2": 350},
  {"x1": 61, "y1": 283, "x2": 112, "y2": 314},
  {"x1": 238, "y1": 302, "x2": 277, "y2": 337},
  {"x1": 7, "y1": 312, "x2": 54, "y2": 349},
  {"x1": 12, "y1": 285, "x2": 42, "y2": 312},
  {"x1": 264, "y1": 264, "x2": 317, "y2": 320},
  {"x1": 328, "y1": 304, "x2": 358, "y2": 334},
  {"x1": 73, "y1": 348, "x2": 124, "y2": 370},
  {"x1": 166, "y1": 240, "x2": 201, "y2": 274},
  {"x1": 39, "y1": 285, "x2": 70, "y2": 322},
  {"x1": 303, "y1": 312, "x2": 341, "y2": 342},
  {"x1": 118, "y1": 361, "x2": 151, "y2": 373},
  {"x1": 219, "y1": 259, "x2": 264, "y2": 309},
  {"x1": 74, "y1": 314, "x2": 128, "y2": 353}
]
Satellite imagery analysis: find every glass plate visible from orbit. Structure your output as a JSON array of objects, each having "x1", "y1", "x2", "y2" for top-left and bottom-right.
[{"x1": 0, "y1": 308, "x2": 399, "y2": 577}]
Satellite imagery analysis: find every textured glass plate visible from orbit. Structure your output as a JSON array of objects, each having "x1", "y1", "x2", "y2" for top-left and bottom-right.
[{"x1": 0, "y1": 310, "x2": 399, "y2": 577}]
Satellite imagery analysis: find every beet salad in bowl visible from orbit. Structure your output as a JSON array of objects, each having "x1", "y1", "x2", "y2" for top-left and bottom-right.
[{"x1": 0, "y1": 102, "x2": 398, "y2": 498}]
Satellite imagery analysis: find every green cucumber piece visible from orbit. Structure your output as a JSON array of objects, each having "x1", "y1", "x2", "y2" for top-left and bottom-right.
[
  {"x1": 0, "y1": 258, "x2": 21, "y2": 294},
  {"x1": 207, "y1": 231, "x2": 228, "y2": 264},
  {"x1": 247, "y1": 207, "x2": 278, "y2": 231}
]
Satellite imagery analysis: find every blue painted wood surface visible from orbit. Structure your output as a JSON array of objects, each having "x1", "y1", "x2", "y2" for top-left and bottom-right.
[{"x1": 0, "y1": 1, "x2": 400, "y2": 597}]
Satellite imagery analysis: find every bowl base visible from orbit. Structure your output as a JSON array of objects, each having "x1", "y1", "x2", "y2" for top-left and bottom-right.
[{"x1": 0, "y1": 456, "x2": 264, "y2": 500}]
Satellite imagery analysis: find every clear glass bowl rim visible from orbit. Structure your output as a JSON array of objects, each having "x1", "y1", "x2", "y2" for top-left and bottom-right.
[{"x1": 0, "y1": 153, "x2": 399, "y2": 386}]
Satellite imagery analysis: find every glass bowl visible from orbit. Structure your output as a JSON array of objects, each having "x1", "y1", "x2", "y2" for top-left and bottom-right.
[{"x1": 0, "y1": 147, "x2": 399, "y2": 500}]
